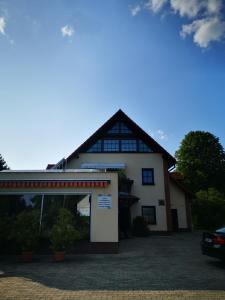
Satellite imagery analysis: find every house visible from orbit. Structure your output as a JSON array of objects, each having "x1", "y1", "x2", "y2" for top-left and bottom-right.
[
  {"x1": 54, "y1": 109, "x2": 192, "y2": 233},
  {"x1": 0, "y1": 109, "x2": 192, "y2": 253}
]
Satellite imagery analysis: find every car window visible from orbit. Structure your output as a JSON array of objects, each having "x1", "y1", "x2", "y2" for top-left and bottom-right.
[{"x1": 216, "y1": 227, "x2": 225, "y2": 233}]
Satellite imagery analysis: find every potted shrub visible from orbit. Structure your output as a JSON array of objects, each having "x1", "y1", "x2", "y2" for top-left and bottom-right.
[
  {"x1": 14, "y1": 210, "x2": 40, "y2": 262},
  {"x1": 49, "y1": 208, "x2": 80, "y2": 262}
]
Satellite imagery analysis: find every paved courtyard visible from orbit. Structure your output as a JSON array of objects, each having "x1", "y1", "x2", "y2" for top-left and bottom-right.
[{"x1": 0, "y1": 232, "x2": 225, "y2": 299}]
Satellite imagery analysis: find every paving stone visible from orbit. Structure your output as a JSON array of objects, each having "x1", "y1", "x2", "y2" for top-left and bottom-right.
[{"x1": 0, "y1": 232, "x2": 225, "y2": 299}]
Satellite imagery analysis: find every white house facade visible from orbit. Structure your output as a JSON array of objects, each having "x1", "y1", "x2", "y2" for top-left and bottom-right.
[{"x1": 0, "y1": 109, "x2": 192, "y2": 253}]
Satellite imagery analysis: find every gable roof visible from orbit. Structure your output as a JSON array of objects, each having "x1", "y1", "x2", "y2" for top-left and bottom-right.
[
  {"x1": 169, "y1": 173, "x2": 193, "y2": 197},
  {"x1": 66, "y1": 109, "x2": 176, "y2": 168}
]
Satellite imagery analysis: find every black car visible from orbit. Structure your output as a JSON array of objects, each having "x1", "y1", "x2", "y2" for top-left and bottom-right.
[{"x1": 201, "y1": 227, "x2": 225, "y2": 261}]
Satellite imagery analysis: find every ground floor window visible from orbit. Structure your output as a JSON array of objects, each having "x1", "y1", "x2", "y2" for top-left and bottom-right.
[{"x1": 142, "y1": 206, "x2": 156, "y2": 225}]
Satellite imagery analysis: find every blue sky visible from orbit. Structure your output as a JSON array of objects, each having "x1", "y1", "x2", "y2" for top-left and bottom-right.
[{"x1": 0, "y1": 0, "x2": 225, "y2": 169}]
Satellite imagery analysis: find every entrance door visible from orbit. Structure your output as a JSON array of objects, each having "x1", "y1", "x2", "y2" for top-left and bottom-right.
[
  {"x1": 119, "y1": 206, "x2": 131, "y2": 238},
  {"x1": 171, "y1": 209, "x2": 179, "y2": 231}
]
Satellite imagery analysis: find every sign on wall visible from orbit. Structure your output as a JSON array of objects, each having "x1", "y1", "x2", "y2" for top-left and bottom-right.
[{"x1": 98, "y1": 194, "x2": 112, "y2": 209}]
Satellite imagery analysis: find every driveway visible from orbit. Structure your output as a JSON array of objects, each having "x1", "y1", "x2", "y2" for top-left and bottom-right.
[{"x1": 0, "y1": 232, "x2": 225, "y2": 299}]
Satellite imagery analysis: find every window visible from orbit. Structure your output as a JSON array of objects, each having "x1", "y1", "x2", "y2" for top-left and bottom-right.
[
  {"x1": 142, "y1": 206, "x2": 156, "y2": 225},
  {"x1": 107, "y1": 122, "x2": 132, "y2": 134},
  {"x1": 87, "y1": 140, "x2": 102, "y2": 152},
  {"x1": 139, "y1": 140, "x2": 152, "y2": 152},
  {"x1": 86, "y1": 139, "x2": 154, "y2": 153},
  {"x1": 120, "y1": 123, "x2": 132, "y2": 134},
  {"x1": 103, "y1": 140, "x2": 119, "y2": 152},
  {"x1": 142, "y1": 168, "x2": 154, "y2": 185},
  {"x1": 121, "y1": 140, "x2": 137, "y2": 152},
  {"x1": 107, "y1": 122, "x2": 120, "y2": 134}
]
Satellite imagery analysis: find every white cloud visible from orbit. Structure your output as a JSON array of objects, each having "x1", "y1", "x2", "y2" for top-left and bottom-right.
[
  {"x1": 171, "y1": 0, "x2": 203, "y2": 18},
  {"x1": 157, "y1": 129, "x2": 168, "y2": 140},
  {"x1": 61, "y1": 25, "x2": 74, "y2": 37},
  {"x1": 130, "y1": 5, "x2": 141, "y2": 16},
  {"x1": 149, "y1": 129, "x2": 168, "y2": 140},
  {"x1": 145, "y1": 0, "x2": 168, "y2": 13},
  {"x1": 135, "y1": 0, "x2": 225, "y2": 48},
  {"x1": 206, "y1": 0, "x2": 223, "y2": 15},
  {"x1": 0, "y1": 17, "x2": 6, "y2": 35},
  {"x1": 171, "y1": 0, "x2": 223, "y2": 18},
  {"x1": 181, "y1": 17, "x2": 225, "y2": 48}
]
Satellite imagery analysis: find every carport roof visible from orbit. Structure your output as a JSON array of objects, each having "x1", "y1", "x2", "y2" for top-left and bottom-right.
[{"x1": 0, "y1": 169, "x2": 101, "y2": 173}]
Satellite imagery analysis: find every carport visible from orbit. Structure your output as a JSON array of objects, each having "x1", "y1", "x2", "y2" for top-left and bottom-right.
[{"x1": 0, "y1": 169, "x2": 118, "y2": 253}]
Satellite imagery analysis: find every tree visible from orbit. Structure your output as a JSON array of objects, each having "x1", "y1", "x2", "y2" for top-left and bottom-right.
[
  {"x1": 0, "y1": 154, "x2": 9, "y2": 171},
  {"x1": 193, "y1": 188, "x2": 225, "y2": 230},
  {"x1": 175, "y1": 131, "x2": 225, "y2": 193}
]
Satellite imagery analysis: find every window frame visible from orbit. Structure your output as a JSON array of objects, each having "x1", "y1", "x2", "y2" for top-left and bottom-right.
[
  {"x1": 142, "y1": 205, "x2": 156, "y2": 225},
  {"x1": 103, "y1": 139, "x2": 120, "y2": 152},
  {"x1": 107, "y1": 122, "x2": 132, "y2": 135},
  {"x1": 142, "y1": 168, "x2": 154, "y2": 185},
  {"x1": 138, "y1": 140, "x2": 152, "y2": 153},
  {"x1": 121, "y1": 139, "x2": 137, "y2": 152},
  {"x1": 86, "y1": 139, "x2": 154, "y2": 153}
]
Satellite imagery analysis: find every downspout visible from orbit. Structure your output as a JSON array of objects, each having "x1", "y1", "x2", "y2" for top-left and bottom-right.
[
  {"x1": 39, "y1": 194, "x2": 44, "y2": 232},
  {"x1": 163, "y1": 159, "x2": 172, "y2": 232}
]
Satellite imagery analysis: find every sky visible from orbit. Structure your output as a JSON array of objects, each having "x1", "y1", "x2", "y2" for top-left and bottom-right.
[{"x1": 0, "y1": 0, "x2": 225, "y2": 169}]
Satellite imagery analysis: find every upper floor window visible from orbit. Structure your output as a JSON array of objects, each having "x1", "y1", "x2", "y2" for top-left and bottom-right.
[
  {"x1": 87, "y1": 140, "x2": 102, "y2": 152},
  {"x1": 142, "y1": 168, "x2": 154, "y2": 185},
  {"x1": 120, "y1": 123, "x2": 132, "y2": 134},
  {"x1": 103, "y1": 140, "x2": 119, "y2": 152},
  {"x1": 107, "y1": 122, "x2": 132, "y2": 134},
  {"x1": 107, "y1": 122, "x2": 120, "y2": 134},
  {"x1": 121, "y1": 140, "x2": 137, "y2": 152},
  {"x1": 86, "y1": 139, "x2": 154, "y2": 153},
  {"x1": 139, "y1": 140, "x2": 152, "y2": 152}
]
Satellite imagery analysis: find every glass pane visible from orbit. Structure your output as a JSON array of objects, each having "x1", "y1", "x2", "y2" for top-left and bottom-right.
[
  {"x1": 142, "y1": 207, "x2": 155, "y2": 224},
  {"x1": 107, "y1": 122, "x2": 120, "y2": 134},
  {"x1": 139, "y1": 140, "x2": 152, "y2": 152},
  {"x1": 87, "y1": 140, "x2": 102, "y2": 152},
  {"x1": 103, "y1": 140, "x2": 119, "y2": 152},
  {"x1": 121, "y1": 140, "x2": 137, "y2": 152},
  {"x1": 142, "y1": 169, "x2": 153, "y2": 184},
  {"x1": 107, "y1": 122, "x2": 132, "y2": 134},
  {"x1": 120, "y1": 123, "x2": 132, "y2": 134}
]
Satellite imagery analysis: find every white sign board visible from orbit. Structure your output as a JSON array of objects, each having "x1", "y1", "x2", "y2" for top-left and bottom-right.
[{"x1": 98, "y1": 194, "x2": 112, "y2": 209}]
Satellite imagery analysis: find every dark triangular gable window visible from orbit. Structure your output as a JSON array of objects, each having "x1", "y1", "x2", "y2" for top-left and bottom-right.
[
  {"x1": 139, "y1": 140, "x2": 152, "y2": 152},
  {"x1": 107, "y1": 122, "x2": 133, "y2": 134},
  {"x1": 87, "y1": 140, "x2": 102, "y2": 152}
]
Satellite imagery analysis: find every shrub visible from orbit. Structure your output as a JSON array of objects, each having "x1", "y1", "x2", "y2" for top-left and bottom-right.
[
  {"x1": 49, "y1": 208, "x2": 80, "y2": 252},
  {"x1": 14, "y1": 210, "x2": 40, "y2": 251},
  {"x1": 132, "y1": 216, "x2": 150, "y2": 237}
]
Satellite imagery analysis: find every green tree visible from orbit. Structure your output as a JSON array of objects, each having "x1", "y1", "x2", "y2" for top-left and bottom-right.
[
  {"x1": 175, "y1": 131, "x2": 225, "y2": 193},
  {"x1": 193, "y1": 188, "x2": 225, "y2": 230},
  {"x1": 0, "y1": 154, "x2": 9, "y2": 171}
]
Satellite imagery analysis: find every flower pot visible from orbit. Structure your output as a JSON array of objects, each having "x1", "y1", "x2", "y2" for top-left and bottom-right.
[
  {"x1": 54, "y1": 251, "x2": 65, "y2": 262},
  {"x1": 22, "y1": 251, "x2": 33, "y2": 262}
]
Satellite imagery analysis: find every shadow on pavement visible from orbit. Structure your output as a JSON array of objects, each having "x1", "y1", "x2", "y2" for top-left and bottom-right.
[{"x1": 0, "y1": 233, "x2": 225, "y2": 292}]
